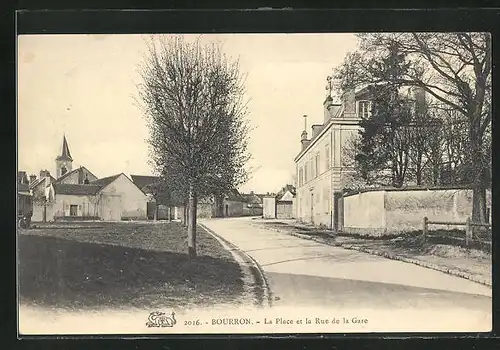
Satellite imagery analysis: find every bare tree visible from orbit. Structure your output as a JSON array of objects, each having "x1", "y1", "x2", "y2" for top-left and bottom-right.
[
  {"x1": 406, "y1": 96, "x2": 445, "y2": 186},
  {"x1": 334, "y1": 32, "x2": 491, "y2": 222},
  {"x1": 138, "y1": 35, "x2": 251, "y2": 258}
]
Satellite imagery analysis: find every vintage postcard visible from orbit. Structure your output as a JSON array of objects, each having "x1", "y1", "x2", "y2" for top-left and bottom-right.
[{"x1": 17, "y1": 32, "x2": 492, "y2": 335}]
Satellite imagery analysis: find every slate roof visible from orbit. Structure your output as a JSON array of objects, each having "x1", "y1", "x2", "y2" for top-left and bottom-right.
[
  {"x1": 53, "y1": 183, "x2": 102, "y2": 195},
  {"x1": 52, "y1": 173, "x2": 146, "y2": 197},
  {"x1": 225, "y1": 188, "x2": 245, "y2": 202},
  {"x1": 56, "y1": 135, "x2": 73, "y2": 161},
  {"x1": 29, "y1": 175, "x2": 56, "y2": 190},
  {"x1": 90, "y1": 174, "x2": 121, "y2": 189},
  {"x1": 28, "y1": 178, "x2": 42, "y2": 189},
  {"x1": 241, "y1": 193, "x2": 264, "y2": 205},
  {"x1": 55, "y1": 166, "x2": 97, "y2": 184},
  {"x1": 130, "y1": 175, "x2": 160, "y2": 190},
  {"x1": 276, "y1": 185, "x2": 297, "y2": 198}
]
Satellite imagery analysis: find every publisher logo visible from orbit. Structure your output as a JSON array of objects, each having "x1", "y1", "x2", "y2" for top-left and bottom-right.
[{"x1": 146, "y1": 311, "x2": 177, "y2": 328}]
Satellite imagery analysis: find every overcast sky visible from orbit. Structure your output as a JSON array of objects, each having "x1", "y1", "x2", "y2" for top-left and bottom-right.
[{"x1": 18, "y1": 33, "x2": 358, "y2": 193}]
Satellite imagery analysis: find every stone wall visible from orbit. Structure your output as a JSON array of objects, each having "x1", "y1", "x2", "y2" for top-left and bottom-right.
[
  {"x1": 343, "y1": 190, "x2": 386, "y2": 235},
  {"x1": 197, "y1": 203, "x2": 215, "y2": 218},
  {"x1": 343, "y1": 187, "x2": 492, "y2": 236},
  {"x1": 223, "y1": 200, "x2": 245, "y2": 217},
  {"x1": 263, "y1": 197, "x2": 276, "y2": 219}
]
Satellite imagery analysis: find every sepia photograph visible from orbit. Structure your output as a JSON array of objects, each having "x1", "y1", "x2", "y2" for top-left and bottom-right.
[{"x1": 17, "y1": 32, "x2": 492, "y2": 335}]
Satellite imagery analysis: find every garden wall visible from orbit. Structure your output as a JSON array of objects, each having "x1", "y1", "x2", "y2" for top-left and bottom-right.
[{"x1": 342, "y1": 187, "x2": 492, "y2": 236}]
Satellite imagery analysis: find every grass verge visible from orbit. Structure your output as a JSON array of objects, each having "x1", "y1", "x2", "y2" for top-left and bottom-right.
[{"x1": 18, "y1": 221, "x2": 245, "y2": 311}]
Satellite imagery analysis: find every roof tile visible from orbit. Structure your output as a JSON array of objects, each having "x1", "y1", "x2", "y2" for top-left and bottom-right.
[
  {"x1": 53, "y1": 184, "x2": 102, "y2": 195},
  {"x1": 130, "y1": 175, "x2": 160, "y2": 190}
]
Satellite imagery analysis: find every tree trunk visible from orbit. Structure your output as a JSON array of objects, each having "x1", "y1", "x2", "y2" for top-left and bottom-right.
[
  {"x1": 187, "y1": 185, "x2": 198, "y2": 259},
  {"x1": 472, "y1": 166, "x2": 487, "y2": 224},
  {"x1": 181, "y1": 203, "x2": 187, "y2": 226},
  {"x1": 472, "y1": 186, "x2": 486, "y2": 221},
  {"x1": 470, "y1": 121, "x2": 488, "y2": 224},
  {"x1": 415, "y1": 155, "x2": 422, "y2": 186}
]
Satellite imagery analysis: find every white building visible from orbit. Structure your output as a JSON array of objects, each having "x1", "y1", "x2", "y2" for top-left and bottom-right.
[
  {"x1": 294, "y1": 87, "x2": 366, "y2": 230},
  {"x1": 30, "y1": 136, "x2": 149, "y2": 222}
]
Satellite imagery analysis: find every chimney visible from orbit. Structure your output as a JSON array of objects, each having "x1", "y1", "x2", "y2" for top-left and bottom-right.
[
  {"x1": 323, "y1": 96, "x2": 334, "y2": 122},
  {"x1": 341, "y1": 90, "x2": 356, "y2": 118},
  {"x1": 300, "y1": 114, "x2": 310, "y2": 151},
  {"x1": 311, "y1": 124, "x2": 322, "y2": 138},
  {"x1": 250, "y1": 191, "x2": 254, "y2": 195},
  {"x1": 412, "y1": 86, "x2": 427, "y2": 115},
  {"x1": 29, "y1": 174, "x2": 37, "y2": 184},
  {"x1": 39, "y1": 169, "x2": 50, "y2": 179}
]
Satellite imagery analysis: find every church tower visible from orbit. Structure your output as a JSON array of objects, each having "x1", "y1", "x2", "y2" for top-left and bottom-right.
[{"x1": 55, "y1": 135, "x2": 73, "y2": 178}]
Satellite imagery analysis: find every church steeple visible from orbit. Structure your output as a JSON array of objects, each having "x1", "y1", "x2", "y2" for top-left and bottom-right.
[
  {"x1": 55, "y1": 135, "x2": 73, "y2": 178},
  {"x1": 56, "y1": 135, "x2": 73, "y2": 161}
]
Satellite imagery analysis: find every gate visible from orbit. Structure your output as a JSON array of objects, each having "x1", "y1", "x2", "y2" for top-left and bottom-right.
[
  {"x1": 147, "y1": 202, "x2": 156, "y2": 220},
  {"x1": 276, "y1": 200, "x2": 293, "y2": 219},
  {"x1": 333, "y1": 192, "x2": 344, "y2": 232}
]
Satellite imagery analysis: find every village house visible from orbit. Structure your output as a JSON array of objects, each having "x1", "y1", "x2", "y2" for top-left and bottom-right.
[
  {"x1": 180, "y1": 188, "x2": 249, "y2": 219},
  {"x1": 130, "y1": 175, "x2": 171, "y2": 220},
  {"x1": 262, "y1": 185, "x2": 296, "y2": 219},
  {"x1": 130, "y1": 175, "x2": 261, "y2": 219},
  {"x1": 240, "y1": 191, "x2": 264, "y2": 216},
  {"x1": 17, "y1": 171, "x2": 32, "y2": 219},
  {"x1": 30, "y1": 136, "x2": 148, "y2": 222},
  {"x1": 293, "y1": 79, "x2": 487, "y2": 235}
]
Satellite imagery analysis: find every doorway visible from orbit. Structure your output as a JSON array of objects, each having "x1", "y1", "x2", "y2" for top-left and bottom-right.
[
  {"x1": 333, "y1": 192, "x2": 344, "y2": 232},
  {"x1": 225, "y1": 204, "x2": 229, "y2": 217},
  {"x1": 69, "y1": 205, "x2": 78, "y2": 216}
]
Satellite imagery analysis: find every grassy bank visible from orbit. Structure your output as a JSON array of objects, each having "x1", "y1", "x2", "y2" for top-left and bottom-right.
[{"x1": 18, "y1": 221, "x2": 245, "y2": 311}]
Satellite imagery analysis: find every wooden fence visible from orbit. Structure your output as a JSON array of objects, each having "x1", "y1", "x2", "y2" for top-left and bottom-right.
[{"x1": 422, "y1": 216, "x2": 491, "y2": 247}]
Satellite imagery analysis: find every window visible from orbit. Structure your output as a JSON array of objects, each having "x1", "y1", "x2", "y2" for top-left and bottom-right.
[
  {"x1": 298, "y1": 168, "x2": 304, "y2": 186},
  {"x1": 323, "y1": 187, "x2": 330, "y2": 213},
  {"x1": 325, "y1": 144, "x2": 330, "y2": 170},
  {"x1": 70, "y1": 205, "x2": 78, "y2": 216},
  {"x1": 357, "y1": 100, "x2": 372, "y2": 119},
  {"x1": 315, "y1": 153, "x2": 320, "y2": 177},
  {"x1": 304, "y1": 162, "x2": 308, "y2": 183}
]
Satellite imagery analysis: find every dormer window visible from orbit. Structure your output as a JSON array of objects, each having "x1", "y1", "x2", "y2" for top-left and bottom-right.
[{"x1": 357, "y1": 100, "x2": 372, "y2": 119}]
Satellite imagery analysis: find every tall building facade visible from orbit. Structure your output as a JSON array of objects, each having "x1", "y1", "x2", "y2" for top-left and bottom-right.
[{"x1": 294, "y1": 86, "x2": 364, "y2": 230}]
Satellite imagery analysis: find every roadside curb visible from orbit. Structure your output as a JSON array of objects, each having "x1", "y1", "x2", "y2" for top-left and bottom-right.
[
  {"x1": 199, "y1": 224, "x2": 273, "y2": 308},
  {"x1": 256, "y1": 224, "x2": 492, "y2": 288}
]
